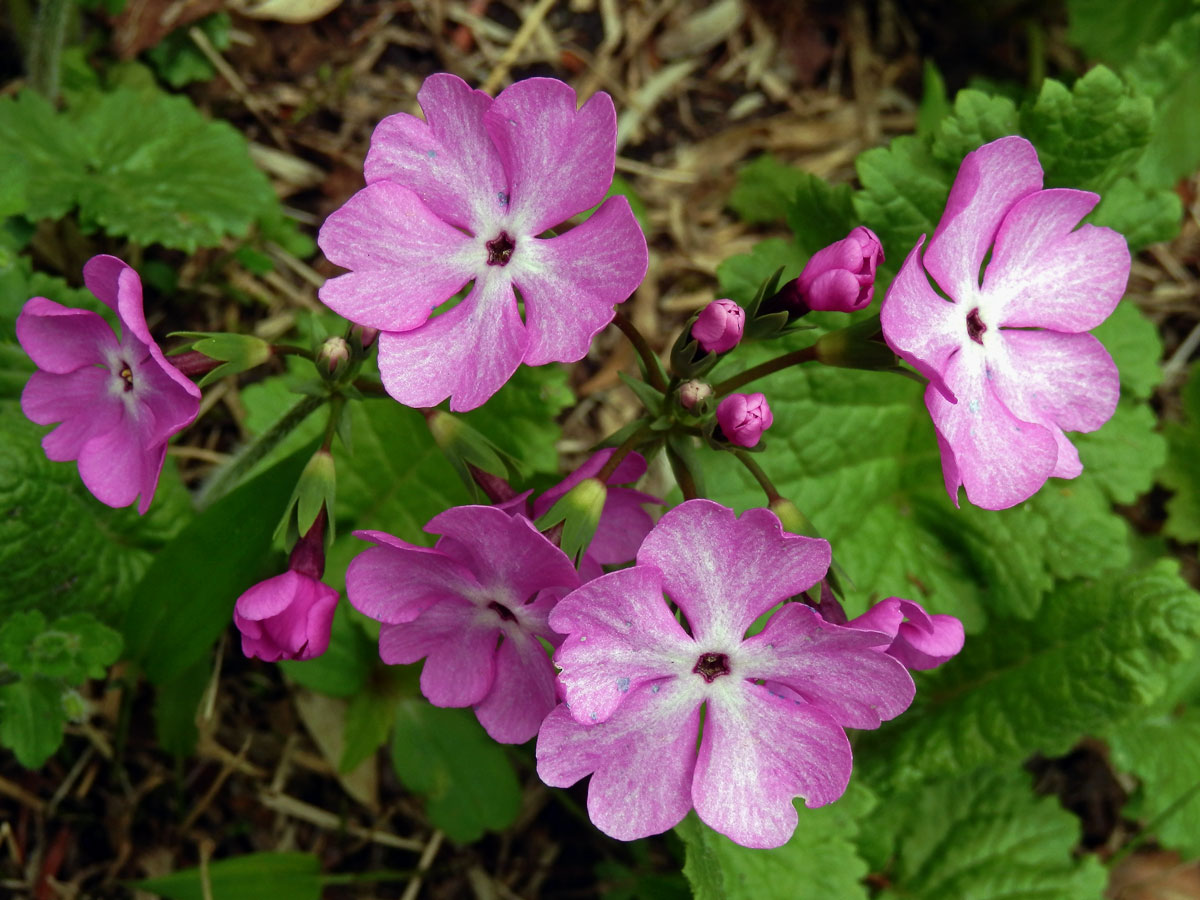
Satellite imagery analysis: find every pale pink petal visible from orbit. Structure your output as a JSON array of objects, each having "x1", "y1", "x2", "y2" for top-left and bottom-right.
[
  {"x1": 589, "y1": 488, "x2": 659, "y2": 565},
  {"x1": 485, "y1": 79, "x2": 617, "y2": 234},
  {"x1": 16, "y1": 298, "x2": 117, "y2": 373},
  {"x1": 512, "y1": 198, "x2": 648, "y2": 366},
  {"x1": 378, "y1": 601, "x2": 498, "y2": 707},
  {"x1": 130, "y1": 346, "x2": 202, "y2": 444},
  {"x1": 75, "y1": 418, "x2": 147, "y2": 510},
  {"x1": 346, "y1": 533, "x2": 481, "y2": 625},
  {"x1": 890, "y1": 599, "x2": 964, "y2": 671},
  {"x1": 739, "y1": 603, "x2": 914, "y2": 729},
  {"x1": 984, "y1": 189, "x2": 1130, "y2": 332},
  {"x1": 21, "y1": 368, "x2": 122, "y2": 460},
  {"x1": 927, "y1": 347, "x2": 1059, "y2": 510},
  {"x1": 376, "y1": 268, "x2": 526, "y2": 411},
  {"x1": 535, "y1": 679, "x2": 700, "y2": 841},
  {"x1": 364, "y1": 73, "x2": 508, "y2": 234},
  {"x1": 987, "y1": 330, "x2": 1119, "y2": 479},
  {"x1": 317, "y1": 181, "x2": 477, "y2": 332},
  {"x1": 635, "y1": 501, "x2": 830, "y2": 646},
  {"x1": 922, "y1": 136, "x2": 1043, "y2": 304},
  {"x1": 474, "y1": 633, "x2": 557, "y2": 743},
  {"x1": 692, "y1": 684, "x2": 851, "y2": 848},
  {"x1": 550, "y1": 566, "x2": 696, "y2": 725},
  {"x1": 879, "y1": 237, "x2": 963, "y2": 402}
]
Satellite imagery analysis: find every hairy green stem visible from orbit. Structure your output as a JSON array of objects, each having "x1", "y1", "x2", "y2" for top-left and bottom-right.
[
  {"x1": 611, "y1": 310, "x2": 668, "y2": 393},
  {"x1": 733, "y1": 449, "x2": 781, "y2": 504},
  {"x1": 667, "y1": 445, "x2": 700, "y2": 501},
  {"x1": 713, "y1": 346, "x2": 817, "y2": 396},
  {"x1": 28, "y1": 0, "x2": 70, "y2": 101}
]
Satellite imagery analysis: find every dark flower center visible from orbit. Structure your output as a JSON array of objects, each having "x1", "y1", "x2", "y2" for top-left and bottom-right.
[
  {"x1": 486, "y1": 232, "x2": 515, "y2": 267},
  {"x1": 488, "y1": 600, "x2": 517, "y2": 622},
  {"x1": 693, "y1": 652, "x2": 731, "y2": 683},
  {"x1": 966, "y1": 307, "x2": 987, "y2": 344},
  {"x1": 118, "y1": 361, "x2": 134, "y2": 392}
]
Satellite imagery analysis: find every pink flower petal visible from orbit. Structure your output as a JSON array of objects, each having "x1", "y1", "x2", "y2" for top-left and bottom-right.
[
  {"x1": 317, "y1": 181, "x2": 477, "y2": 332},
  {"x1": 21, "y1": 368, "x2": 122, "y2": 460},
  {"x1": 984, "y1": 189, "x2": 1130, "y2": 332},
  {"x1": 589, "y1": 489, "x2": 658, "y2": 565},
  {"x1": 134, "y1": 442, "x2": 168, "y2": 515},
  {"x1": 739, "y1": 603, "x2": 915, "y2": 729},
  {"x1": 234, "y1": 572, "x2": 339, "y2": 662},
  {"x1": 364, "y1": 73, "x2": 508, "y2": 234},
  {"x1": 692, "y1": 684, "x2": 852, "y2": 848},
  {"x1": 535, "y1": 680, "x2": 700, "y2": 841},
  {"x1": 75, "y1": 418, "x2": 148, "y2": 510},
  {"x1": 892, "y1": 604, "x2": 964, "y2": 671},
  {"x1": 879, "y1": 237, "x2": 963, "y2": 402},
  {"x1": 346, "y1": 534, "x2": 481, "y2": 625},
  {"x1": 131, "y1": 345, "x2": 204, "y2": 444},
  {"x1": 635, "y1": 501, "x2": 830, "y2": 645},
  {"x1": 987, "y1": 329, "x2": 1119, "y2": 479},
  {"x1": 922, "y1": 136, "x2": 1043, "y2": 305},
  {"x1": 485, "y1": 79, "x2": 617, "y2": 234},
  {"x1": 376, "y1": 268, "x2": 526, "y2": 411},
  {"x1": 550, "y1": 566, "x2": 696, "y2": 725},
  {"x1": 474, "y1": 633, "x2": 558, "y2": 743},
  {"x1": 512, "y1": 197, "x2": 648, "y2": 366},
  {"x1": 236, "y1": 570, "x2": 306, "y2": 620},
  {"x1": 927, "y1": 346, "x2": 1059, "y2": 510},
  {"x1": 16, "y1": 298, "x2": 117, "y2": 373},
  {"x1": 379, "y1": 600, "x2": 498, "y2": 707},
  {"x1": 79, "y1": 254, "x2": 126, "y2": 314}
]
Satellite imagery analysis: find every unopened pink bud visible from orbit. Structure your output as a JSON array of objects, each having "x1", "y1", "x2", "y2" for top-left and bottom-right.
[
  {"x1": 233, "y1": 572, "x2": 338, "y2": 662},
  {"x1": 691, "y1": 299, "x2": 744, "y2": 353},
  {"x1": 795, "y1": 226, "x2": 884, "y2": 313},
  {"x1": 316, "y1": 336, "x2": 351, "y2": 378},
  {"x1": 716, "y1": 392, "x2": 773, "y2": 448},
  {"x1": 679, "y1": 379, "x2": 713, "y2": 412}
]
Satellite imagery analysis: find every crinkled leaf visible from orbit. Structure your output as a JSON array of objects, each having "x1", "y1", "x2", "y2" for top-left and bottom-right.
[
  {"x1": 1075, "y1": 402, "x2": 1166, "y2": 504},
  {"x1": 390, "y1": 700, "x2": 521, "y2": 842},
  {"x1": 1091, "y1": 175, "x2": 1183, "y2": 250},
  {"x1": 136, "y1": 852, "x2": 323, "y2": 900},
  {"x1": 1161, "y1": 362, "x2": 1200, "y2": 542},
  {"x1": 145, "y1": 13, "x2": 232, "y2": 88},
  {"x1": 852, "y1": 136, "x2": 948, "y2": 269},
  {"x1": 0, "y1": 90, "x2": 89, "y2": 220},
  {"x1": 729, "y1": 154, "x2": 811, "y2": 224},
  {"x1": 1092, "y1": 299, "x2": 1163, "y2": 400},
  {"x1": 714, "y1": 238, "x2": 806, "y2": 307},
  {"x1": 930, "y1": 89, "x2": 1018, "y2": 169},
  {"x1": 783, "y1": 173, "x2": 859, "y2": 256},
  {"x1": 0, "y1": 611, "x2": 122, "y2": 682}
]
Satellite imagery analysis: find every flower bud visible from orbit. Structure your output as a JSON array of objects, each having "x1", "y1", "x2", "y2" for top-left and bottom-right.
[
  {"x1": 316, "y1": 336, "x2": 351, "y2": 380},
  {"x1": 795, "y1": 226, "x2": 884, "y2": 313},
  {"x1": 350, "y1": 324, "x2": 380, "y2": 352},
  {"x1": 679, "y1": 379, "x2": 713, "y2": 413},
  {"x1": 233, "y1": 571, "x2": 339, "y2": 662},
  {"x1": 691, "y1": 299, "x2": 744, "y2": 354},
  {"x1": 715, "y1": 392, "x2": 773, "y2": 448}
]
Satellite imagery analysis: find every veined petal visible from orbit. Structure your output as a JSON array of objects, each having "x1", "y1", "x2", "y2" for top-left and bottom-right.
[
  {"x1": 75, "y1": 416, "x2": 147, "y2": 510},
  {"x1": 984, "y1": 189, "x2": 1129, "y2": 332},
  {"x1": 365, "y1": 73, "x2": 508, "y2": 234},
  {"x1": 550, "y1": 566, "x2": 696, "y2": 725},
  {"x1": 535, "y1": 679, "x2": 700, "y2": 841},
  {"x1": 738, "y1": 603, "x2": 915, "y2": 729},
  {"x1": 987, "y1": 329, "x2": 1119, "y2": 479},
  {"x1": 485, "y1": 79, "x2": 617, "y2": 234},
  {"x1": 16, "y1": 298, "x2": 117, "y2": 373},
  {"x1": 879, "y1": 237, "x2": 964, "y2": 402},
  {"x1": 636, "y1": 501, "x2": 830, "y2": 646},
  {"x1": 21, "y1": 368, "x2": 121, "y2": 460},
  {"x1": 377, "y1": 269, "x2": 526, "y2": 411},
  {"x1": 589, "y1": 488, "x2": 659, "y2": 565},
  {"x1": 135, "y1": 442, "x2": 168, "y2": 515},
  {"x1": 692, "y1": 683, "x2": 852, "y2": 848},
  {"x1": 132, "y1": 347, "x2": 203, "y2": 444},
  {"x1": 513, "y1": 197, "x2": 648, "y2": 366},
  {"x1": 927, "y1": 346, "x2": 1059, "y2": 510},
  {"x1": 379, "y1": 601, "x2": 498, "y2": 707},
  {"x1": 474, "y1": 633, "x2": 558, "y2": 744},
  {"x1": 318, "y1": 181, "x2": 476, "y2": 332},
  {"x1": 346, "y1": 533, "x2": 481, "y2": 625},
  {"x1": 923, "y1": 136, "x2": 1043, "y2": 305}
]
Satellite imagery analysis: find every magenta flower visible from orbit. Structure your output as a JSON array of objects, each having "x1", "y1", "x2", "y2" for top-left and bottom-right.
[
  {"x1": 792, "y1": 226, "x2": 884, "y2": 313},
  {"x1": 234, "y1": 571, "x2": 339, "y2": 662},
  {"x1": 692, "y1": 299, "x2": 744, "y2": 353},
  {"x1": 880, "y1": 136, "x2": 1129, "y2": 509},
  {"x1": 16, "y1": 255, "x2": 201, "y2": 514},
  {"x1": 716, "y1": 392, "x2": 773, "y2": 447},
  {"x1": 536, "y1": 500, "x2": 914, "y2": 848},
  {"x1": 347, "y1": 506, "x2": 581, "y2": 743},
  {"x1": 318, "y1": 74, "x2": 649, "y2": 412},
  {"x1": 849, "y1": 596, "x2": 964, "y2": 671}
]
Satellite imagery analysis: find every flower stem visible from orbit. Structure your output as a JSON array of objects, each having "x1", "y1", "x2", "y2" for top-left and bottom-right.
[
  {"x1": 27, "y1": 0, "x2": 70, "y2": 101},
  {"x1": 733, "y1": 449, "x2": 781, "y2": 504},
  {"x1": 667, "y1": 445, "x2": 700, "y2": 500},
  {"x1": 321, "y1": 393, "x2": 346, "y2": 452},
  {"x1": 713, "y1": 346, "x2": 817, "y2": 396},
  {"x1": 596, "y1": 423, "x2": 653, "y2": 483},
  {"x1": 611, "y1": 309, "x2": 668, "y2": 393}
]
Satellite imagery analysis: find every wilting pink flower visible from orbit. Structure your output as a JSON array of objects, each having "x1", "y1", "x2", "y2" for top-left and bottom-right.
[
  {"x1": 692, "y1": 299, "x2": 744, "y2": 353},
  {"x1": 849, "y1": 596, "x2": 964, "y2": 671},
  {"x1": 792, "y1": 226, "x2": 884, "y2": 313},
  {"x1": 234, "y1": 571, "x2": 339, "y2": 662},
  {"x1": 347, "y1": 506, "x2": 580, "y2": 743},
  {"x1": 881, "y1": 137, "x2": 1129, "y2": 510},
  {"x1": 16, "y1": 255, "x2": 201, "y2": 514},
  {"x1": 536, "y1": 500, "x2": 914, "y2": 848},
  {"x1": 716, "y1": 392, "x2": 773, "y2": 447},
  {"x1": 318, "y1": 74, "x2": 648, "y2": 411}
]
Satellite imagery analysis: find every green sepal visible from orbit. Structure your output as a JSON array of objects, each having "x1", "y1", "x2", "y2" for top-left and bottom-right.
[
  {"x1": 812, "y1": 316, "x2": 901, "y2": 371},
  {"x1": 534, "y1": 477, "x2": 607, "y2": 563},
  {"x1": 169, "y1": 331, "x2": 273, "y2": 387},
  {"x1": 426, "y1": 408, "x2": 519, "y2": 500},
  {"x1": 669, "y1": 316, "x2": 721, "y2": 379}
]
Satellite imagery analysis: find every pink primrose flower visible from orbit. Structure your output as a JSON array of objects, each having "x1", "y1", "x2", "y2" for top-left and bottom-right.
[
  {"x1": 716, "y1": 392, "x2": 773, "y2": 447},
  {"x1": 234, "y1": 571, "x2": 339, "y2": 662},
  {"x1": 535, "y1": 500, "x2": 915, "y2": 848},
  {"x1": 880, "y1": 136, "x2": 1129, "y2": 509},
  {"x1": 346, "y1": 505, "x2": 581, "y2": 743},
  {"x1": 691, "y1": 299, "x2": 744, "y2": 353},
  {"x1": 318, "y1": 74, "x2": 649, "y2": 412},
  {"x1": 794, "y1": 226, "x2": 884, "y2": 313},
  {"x1": 16, "y1": 255, "x2": 201, "y2": 514}
]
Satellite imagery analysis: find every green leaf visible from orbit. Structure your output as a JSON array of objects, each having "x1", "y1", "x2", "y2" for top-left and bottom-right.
[
  {"x1": 340, "y1": 689, "x2": 396, "y2": 773},
  {"x1": 714, "y1": 238, "x2": 806, "y2": 307},
  {"x1": 1093, "y1": 298, "x2": 1164, "y2": 399},
  {"x1": 1161, "y1": 362, "x2": 1200, "y2": 542},
  {"x1": 279, "y1": 604, "x2": 374, "y2": 698},
  {"x1": 0, "y1": 611, "x2": 122, "y2": 682},
  {"x1": 917, "y1": 59, "x2": 951, "y2": 137},
  {"x1": 930, "y1": 89, "x2": 1018, "y2": 170},
  {"x1": 122, "y1": 445, "x2": 314, "y2": 684},
  {"x1": 145, "y1": 13, "x2": 233, "y2": 88},
  {"x1": 854, "y1": 561, "x2": 1200, "y2": 790},
  {"x1": 390, "y1": 700, "x2": 521, "y2": 842},
  {"x1": 154, "y1": 655, "x2": 211, "y2": 758},
  {"x1": 1108, "y1": 708, "x2": 1200, "y2": 859},
  {"x1": 861, "y1": 768, "x2": 1107, "y2": 900},
  {"x1": 729, "y1": 154, "x2": 810, "y2": 224},
  {"x1": 1075, "y1": 401, "x2": 1166, "y2": 504},
  {"x1": 460, "y1": 363, "x2": 574, "y2": 474},
  {"x1": 677, "y1": 785, "x2": 874, "y2": 900},
  {"x1": 1091, "y1": 175, "x2": 1183, "y2": 250},
  {"x1": 852, "y1": 136, "x2": 949, "y2": 267},
  {"x1": 783, "y1": 173, "x2": 858, "y2": 256},
  {"x1": 136, "y1": 852, "x2": 323, "y2": 900},
  {"x1": 1019, "y1": 66, "x2": 1153, "y2": 190},
  {"x1": 0, "y1": 90, "x2": 89, "y2": 220},
  {"x1": 1067, "y1": 0, "x2": 1194, "y2": 65},
  {"x1": 0, "y1": 676, "x2": 68, "y2": 768}
]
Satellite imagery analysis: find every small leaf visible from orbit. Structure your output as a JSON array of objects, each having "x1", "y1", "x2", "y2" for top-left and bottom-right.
[
  {"x1": 0, "y1": 676, "x2": 68, "y2": 768},
  {"x1": 136, "y1": 852, "x2": 323, "y2": 900}
]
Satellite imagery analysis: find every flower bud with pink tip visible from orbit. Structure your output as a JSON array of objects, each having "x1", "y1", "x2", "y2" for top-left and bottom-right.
[
  {"x1": 691, "y1": 299, "x2": 744, "y2": 354},
  {"x1": 793, "y1": 226, "x2": 884, "y2": 313},
  {"x1": 716, "y1": 392, "x2": 773, "y2": 448}
]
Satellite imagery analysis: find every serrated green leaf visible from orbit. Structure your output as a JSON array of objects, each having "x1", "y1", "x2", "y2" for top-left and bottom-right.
[
  {"x1": 852, "y1": 137, "x2": 949, "y2": 268},
  {"x1": 0, "y1": 90, "x2": 89, "y2": 220},
  {"x1": 136, "y1": 852, "x2": 323, "y2": 900},
  {"x1": 783, "y1": 173, "x2": 858, "y2": 256},
  {"x1": 145, "y1": 13, "x2": 232, "y2": 88},
  {"x1": 1091, "y1": 175, "x2": 1183, "y2": 250},
  {"x1": 854, "y1": 561, "x2": 1200, "y2": 790},
  {"x1": 678, "y1": 785, "x2": 874, "y2": 900},
  {"x1": 0, "y1": 676, "x2": 68, "y2": 768},
  {"x1": 1067, "y1": 0, "x2": 1194, "y2": 65},
  {"x1": 729, "y1": 154, "x2": 810, "y2": 224},
  {"x1": 930, "y1": 89, "x2": 1018, "y2": 169},
  {"x1": 460, "y1": 363, "x2": 574, "y2": 474},
  {"x1": 1093, "y1": 299, "x2": 1164, "y2": 399},
  {"x1": 390, "y1": 700, "x2": 521, "y2": 842},
  {"x1": 715, "y1": 238, "x2": 806, "y2": 307},
  {"x1": 1161, "y1": 361, "x2": 1200, "y2": 542},
  {"x1": 861, "y1": 768, "x2": 1107, "y2": 900},
  {"x1": 1075, "y1": 402, "x2": 1166, "y2": 504}
]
